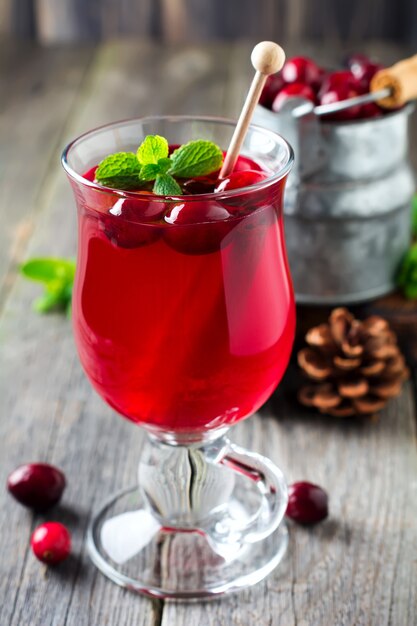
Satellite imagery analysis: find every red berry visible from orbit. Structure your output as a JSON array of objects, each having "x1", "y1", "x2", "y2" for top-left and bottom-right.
[
  {"x1": 319, "y1": 72, "x2": 361, "y2": 121},
  {"x1": 31, "y1": 522, "x2": 71, "y2": 564},
  {"x1": 163, "y1": 201, "x2": 233, "y2": 254},
  {"x1": 259, "y1": 73, "x2": 286, "y2": 109},
  {"x1": 83, "y1": 165, "x2": 98, "y2": 182},
  {"x1": 231, "y1": 155, "x2": 263, "y2": 174},
  {"x1": 215, "y1": 169, "x2": 266, "y2": 193},
  {"x1": 165, "y1": 202, "x2": 230, "y2": 225},
  {"x1": 182, "y1": 176, "x2": 217, "y2": 195},
  {"x1": 282, "y1": 57, "x2": 323, "y2": 89},
  {"x1": 112, "y1": 195, "x2": 165, "y2": 220},
  {"x1": 348, "y1": 55, "x2": 383, "y2": 86},
  {"x1": 313, "y1": 66, "x2": 328, "y2": 93},
  {"x1": 100, "y1": 196, "x2": 163, "y2": 248},
  {"x1": 286, "y1": 481, "x2": 329, "y2": 524},
  {"x1": 7, "y1": 463, "x2": 66, "y2": 511},
  {"x1": 272, "y1": 83, "x2": 316, "y2": 112},
  {"x1": 359, "y1": 101, "x2": 383, "y2": 119},
  {"x1": 345, "y1": 53, "x2": 370, "y2": 71},
  {"x1": 320, "y1": 70, "x2": 360, "y2": 92}
]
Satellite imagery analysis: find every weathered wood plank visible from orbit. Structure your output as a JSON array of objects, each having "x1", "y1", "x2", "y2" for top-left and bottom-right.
[
  {"x1": 3, "y1": 0, "x2": 417, "y2": 45},
  {"x1": 162, "y1": 379, "x2": 417, "y2": 626},
  {"x1": 0, "y1": 43, "x2": 94, "y2": 308},
  {"x1": 0, "y1": 302, "x2": 159, "y2": 625}
]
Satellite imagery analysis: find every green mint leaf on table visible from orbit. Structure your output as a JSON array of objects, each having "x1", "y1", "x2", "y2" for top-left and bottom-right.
[
  {"x1": 95, "y1": 152, "x2": 141, "y2": 189},
  {"x1": 34, "y1": 292, "x2": 67, "y2": 314},
  {"x1": 137, "y1": 135, "x2": 169, "y2": 165},
  {"x1": 170, "y1": 140, "x2": 223, "y2": 178},
  {"x1": 21, "y1": 258, "x2": 75, "y2": 314},
  {"x1": 154, "y1": 174, "x2": 182, "y2": 196},
  {"x1": 21, "y1": 258, "x2": 75, "y2": 283},
  {"x1": 397, "y1": 243, "x2": 417, "y2": 300}
]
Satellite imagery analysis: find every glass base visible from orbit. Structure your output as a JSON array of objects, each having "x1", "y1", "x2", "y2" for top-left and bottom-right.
[{"x1": 87, "y1": 486, "x2": 288, "y2": 600}]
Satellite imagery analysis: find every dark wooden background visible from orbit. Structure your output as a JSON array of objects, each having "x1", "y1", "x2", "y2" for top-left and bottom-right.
[{"x1": 1, "y1": 0, "x2": 417, "y2": 44}]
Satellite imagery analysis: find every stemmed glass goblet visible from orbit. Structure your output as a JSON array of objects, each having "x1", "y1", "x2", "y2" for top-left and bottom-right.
[{"x1": 62, "y1": 116, "x2": 294, "y2": 598}]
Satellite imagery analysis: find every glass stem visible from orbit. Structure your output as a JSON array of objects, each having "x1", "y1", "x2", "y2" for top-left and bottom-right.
[{"x1": 138, "y1": 431, "x2": 288, "y2": 550}]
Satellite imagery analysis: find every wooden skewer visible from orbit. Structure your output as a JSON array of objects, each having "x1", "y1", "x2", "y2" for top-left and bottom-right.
[{"x1": 219, "y1": 41, "x2": 286, "y2": 179}]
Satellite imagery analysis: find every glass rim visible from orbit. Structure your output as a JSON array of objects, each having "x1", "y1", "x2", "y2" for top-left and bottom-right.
[{"x1": 61, "y1": 115, "x2": 294, "y2": 202}]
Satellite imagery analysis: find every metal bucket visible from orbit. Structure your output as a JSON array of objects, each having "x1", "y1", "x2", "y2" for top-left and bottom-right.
[{"x1": 254, "y1": 102, "x2": 416, "y2": 304}]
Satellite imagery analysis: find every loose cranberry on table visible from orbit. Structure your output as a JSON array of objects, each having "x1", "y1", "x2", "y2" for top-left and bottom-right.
[
  {"x1": 286, "y1": 481, "x2": 329, "y2": 524},
  {"x1": 272, "y1": 83, "x2": 316, "y2": 112},
  {"x1": 7, "y1": 463, "x2": 66, "y2": 511},
  {"x1": 31, "y1": 522, "x2": 71, "y2": 565},
  {"x1": 281, "y1": 56, "x2": 323, "y2": 89}
]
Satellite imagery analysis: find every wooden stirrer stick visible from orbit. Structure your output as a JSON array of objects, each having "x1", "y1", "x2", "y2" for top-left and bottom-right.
[{"x1": 219, "y1": 41, "x2": 286, "y2": 179}]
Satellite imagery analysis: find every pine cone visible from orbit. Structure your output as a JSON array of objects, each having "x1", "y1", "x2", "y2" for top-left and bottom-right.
[{"x1": 297, "y1": 308, "x2": 409, "y2": 418}]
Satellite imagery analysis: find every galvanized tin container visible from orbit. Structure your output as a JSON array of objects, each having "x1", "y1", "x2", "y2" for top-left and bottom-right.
[{"x1": 254, "y1": 103, "x2": 416, "y2": 304}]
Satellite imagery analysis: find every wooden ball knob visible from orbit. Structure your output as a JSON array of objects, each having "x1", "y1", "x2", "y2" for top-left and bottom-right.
[
  {"x1": 251, "y1": 41, "x2": 285, "y2": 76},
  {"x1": 371, "y1": 54, "x2": 417, "y2": 108}
]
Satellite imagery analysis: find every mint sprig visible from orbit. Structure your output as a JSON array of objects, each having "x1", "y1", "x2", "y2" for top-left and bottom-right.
[
  {"x1": 137, "y1": 135, "x2": 168, "y2": 165},
  {"x1": 140, "y1": 160, "x2": 171, "y2": 181},
  {"x1": 154, "y1": 174, "x2": 182, "y2": 195},
  {"x1": 21, "y1": 258, "x2": 75, "y2": 315},
  {"x1": 412, "y1": 193, "x2": 417, "y2": 237},
  {"x1": 169, "y1": 140, "x2": 223, "y2": 178},
  {"x1": 95, "y1": 152, "x2": 142, "y2": 190},
  {"x1": 95, "y1": 135, "x2": 223, "y2": 195}
]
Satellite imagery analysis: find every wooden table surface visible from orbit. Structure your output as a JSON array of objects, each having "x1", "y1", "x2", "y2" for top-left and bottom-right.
[{"x1": 1, "y1": 38, "x2": 416, "y2": 626}]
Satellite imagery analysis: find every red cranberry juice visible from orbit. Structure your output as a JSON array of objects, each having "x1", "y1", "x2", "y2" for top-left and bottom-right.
[{"x1": 73, "y1": 156, "x2": 295, "y2": 433}]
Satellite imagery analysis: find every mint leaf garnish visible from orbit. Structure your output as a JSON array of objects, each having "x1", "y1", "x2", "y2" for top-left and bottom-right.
[
  {"x1": 157, "y1": 158, "x2": 172, "y2": 174},
  {"x1": 154, "y1": 174, "x2": 182, "y2": 196},
  {"x1": 98, "y1": 176, "x2": 142, "y2": 190},
  {"x1": 95, "y1": 152, "x2": 141, "y2": 189},
  {"x1": 21, "y1": 258, "x2": 75, "y2": 314},
  {"x1": 170, "y1": 140, "x2": 223, "y2": 178},
  {"x1": 140, "y1": 158, "x2": 173, "y2": 182},
  {"x1": 140, "y1": 164, "x2": 162, "y2": 181},
  {"x1": 137, "y1": 135, "x2": 169, "y2": 165},
  {"x1": 94, "y1": 136, "x2": 223, "y2": 194}
]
